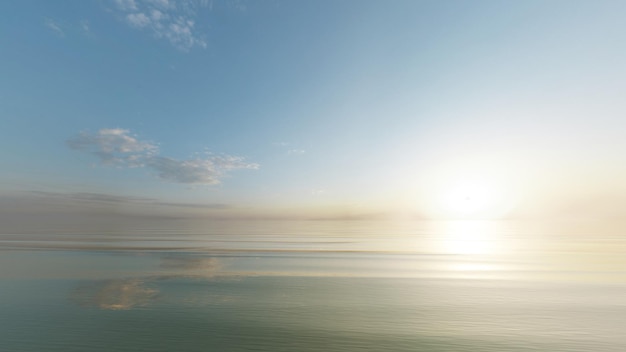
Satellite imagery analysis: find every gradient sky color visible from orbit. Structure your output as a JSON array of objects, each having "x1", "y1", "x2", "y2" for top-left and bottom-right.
[{"x1": 2, "y1": 0, "x2": 626, "y2": 224}]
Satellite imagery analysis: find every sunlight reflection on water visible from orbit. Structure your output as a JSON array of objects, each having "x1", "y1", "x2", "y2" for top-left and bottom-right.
[
  {"x1": 2, "y1": 220, "x2": 626, "y2": 283},
  {"x1": 436, "y1": 220, "x2": 502, "y2": 255},
  {"x1": 2, "y1": 220, "x2": 626, "y2": 351}
]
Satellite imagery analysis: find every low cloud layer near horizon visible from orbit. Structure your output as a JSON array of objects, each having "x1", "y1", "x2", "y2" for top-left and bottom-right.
[{"x1": 67, "y1": 128, "x2": 258, "y2": 185}]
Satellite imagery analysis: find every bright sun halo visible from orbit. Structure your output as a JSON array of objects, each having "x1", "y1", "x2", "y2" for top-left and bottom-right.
[{"x1": 441, "y1": 180, "x2": 499, "y2": 217}]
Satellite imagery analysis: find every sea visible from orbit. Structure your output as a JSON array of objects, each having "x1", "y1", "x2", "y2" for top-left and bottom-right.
[{"x1": 1, "y1": 219, "x2": 625, "y2": 351}]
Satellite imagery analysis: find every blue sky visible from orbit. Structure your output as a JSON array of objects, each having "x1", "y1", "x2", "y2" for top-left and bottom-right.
[{"x1": 2, "y1": 0, "x2": 626, "y2": 223}]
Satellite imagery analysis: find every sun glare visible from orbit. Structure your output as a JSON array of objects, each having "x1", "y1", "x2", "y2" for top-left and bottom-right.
[
  {"x1": 417, "y1": 160, "x2": 521, "y2": 220},
  {"x1": 427, "y1": 176, "x2": 516, "y2": 219},
  {"x1": 439, "y1": 220, "x2": 499, "y2": 255},
  {"x1": 442, "y1": 181, "x2": 495, "y2": 215}
]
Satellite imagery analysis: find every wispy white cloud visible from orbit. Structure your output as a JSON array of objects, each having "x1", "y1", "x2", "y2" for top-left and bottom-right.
[
  {"x1": 287, "y1": 149, "x2": 305, "y2": 155},
  {"x1": 80, "y1": 19, "x2": 91, "y2": 34},
  {"x1": 126, "y1": 12, "x2": 151, "y2": 27},
  {"x1": 273, "y1": 142, "x2": 306, "y2": 156},
  {"x1": 114, "y1": 0, "x2": 138, "y2": 11},
  {"x1": 44, "y1": 18, "x2": 94, "y2": 37},
  {"x1": 311, "y1": 188, "x2": 326, "y2": 196},
  {"x1": 147, "y1": 155, "x2": 257, "y2": 184},
  {"x1": 44, "y1": 18, "x2": 64, "y2": 36},
  {"x1": 229, "y1": 0, "x2": 247, "y2": 12},
  {"x1": 68, "y1": 128, "x2": 258, "y2": 185},
  {"x1": 111, "y1": 0, "x2": 209, "y2": 50},
  {"x1": 67, "y1": 128, "x2": 158, "y2": 167}
]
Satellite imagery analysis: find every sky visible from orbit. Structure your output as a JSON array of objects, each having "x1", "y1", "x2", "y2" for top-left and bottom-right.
[{"x1": 2, "y1": 0, "x2": 626, "y2": 225}]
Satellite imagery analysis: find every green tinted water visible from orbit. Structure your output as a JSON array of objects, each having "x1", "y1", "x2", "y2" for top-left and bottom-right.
[{"x1": 1, "y1": 220, "x2": 626, "y2": 351}]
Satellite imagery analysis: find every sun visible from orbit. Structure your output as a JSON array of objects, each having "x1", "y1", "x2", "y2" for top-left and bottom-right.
[
  {"x1": 415, "y1": 164, "x2": 520, "y2": 219},
  {"x1": 432, "y1": 177, "x2": 513, "y2": 219},
  {"x1": 442, "y1": 181, "x2": 495, "y2": 215}
]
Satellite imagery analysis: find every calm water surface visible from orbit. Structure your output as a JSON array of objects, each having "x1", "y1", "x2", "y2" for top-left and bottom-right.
[{"x1": 1, "y1": 220, "x2": 625, "y2": 351}]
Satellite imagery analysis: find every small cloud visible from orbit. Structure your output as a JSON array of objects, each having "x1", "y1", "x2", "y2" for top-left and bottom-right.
[
  {"x1": 147, "y1": 155, "x2": 258, "y2": 185},
  {"x1": 44, "y1": 18, "x2": 64, "y2": 36},
  {"x1": 229, "y1": 0, "x2": 247, "y2": 11},
  {"x1": 68, "y1": 128, "x2": 258, "y2": 185},
  {"x1": 150, "y1": 9, "x2": 164, "y2": 20},
  {"x1": 114, "y1": 0, "x2": 138, "y2": 11},
  {"x1": 203, "y1": 0, "x2": 214, "y2": 10},
  {"x1": 126, "y1": 12, "x2": 151, "y2": 27},
  {"x1": 67, "y1": 128, "x2": 158, "y2": 167},
  {"x1": 44, "y1": 18, "x2": 94, "y2": 38},
  {"x1": 80, "y1": 19, "x2": 91, "y2": 34},
  {"x1": 147, "y1": 0, "x2": 173, "y2": 9},
  {"x1": 287, "y1": 149, "x2": 305, "y2": 155},
  {"x1": 272, "y1": 142, "x2": 306, "y2": 155},
  {"x1": 311, "y1": 189, "x2": 326, "y2": 196},
  {"x1": 110, "y1": 0, "x2": 208, "y2": 51}
]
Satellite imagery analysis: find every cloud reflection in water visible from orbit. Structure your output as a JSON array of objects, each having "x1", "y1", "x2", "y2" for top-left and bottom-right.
[
  {"x1": 72, "y1": 278, "x2": 158, "y2": 310},
  {"x1": 71, "y1": 255, "x2": 221, "y2": 310}
]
